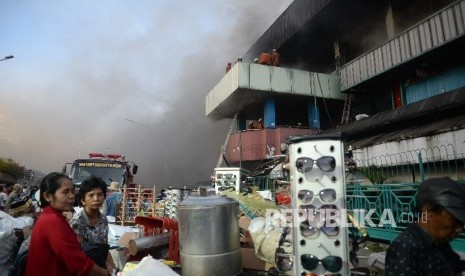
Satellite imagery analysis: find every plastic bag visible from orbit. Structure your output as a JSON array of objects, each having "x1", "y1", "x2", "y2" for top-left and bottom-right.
[
  {"x1": 118, "y1": 255, "x2": 179, "y2": 276},
  {"x1": 248, "y1": 217, "x2": 292, "y2": 263},
  {"x1": 0, "y1": 218, "x2": 16, "y2": 275},
  {"x1": 0, "y1": 211, "x2": 33, "y2": 230}
]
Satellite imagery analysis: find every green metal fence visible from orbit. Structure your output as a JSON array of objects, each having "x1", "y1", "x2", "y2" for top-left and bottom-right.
[
  {"x1": 347, "y1": 145, "x2": 465, "y2": 252},
  {"x1": 252, "y1": 175, "x2": 274, "y2": 190}
]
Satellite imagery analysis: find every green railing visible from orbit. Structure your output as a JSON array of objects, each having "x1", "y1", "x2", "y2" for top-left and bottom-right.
[
  {"x1": 346, "y1": 182, "x2": 465, "y2": 252},
  {"x1": 347, "y1": 146, "x2": 465, "y2": 252},
  {"x1": 252, "y1": 175, "x2": 275, "y2": 190}
]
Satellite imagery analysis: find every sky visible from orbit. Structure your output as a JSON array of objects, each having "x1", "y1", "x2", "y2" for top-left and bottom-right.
[{"x1": 0, "y1": 0, "x2": 293, "y2": 188}]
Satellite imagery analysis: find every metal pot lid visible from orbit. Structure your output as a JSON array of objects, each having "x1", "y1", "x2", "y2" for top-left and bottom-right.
[{"x1": 179, "y1": 195, "x2": 237, "y2": 207}]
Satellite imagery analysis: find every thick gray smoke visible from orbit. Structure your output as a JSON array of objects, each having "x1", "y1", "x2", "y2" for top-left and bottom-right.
[{"x1": 0, "y1": 0, "x2": 292, "y2": 188}]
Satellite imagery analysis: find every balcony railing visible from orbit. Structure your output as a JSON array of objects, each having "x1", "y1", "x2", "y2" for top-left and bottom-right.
[{"x1": 225, "y1": 126, "x2": 320, "y2": 163}]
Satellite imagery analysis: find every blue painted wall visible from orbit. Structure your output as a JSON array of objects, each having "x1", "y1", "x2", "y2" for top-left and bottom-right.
[
  {"x1": 405, "y1": 65, "x2": 465, "y2": 104},
  {"x1": 308, "y1": 102, "x2": 320, "y2": 129},
  {"x1": 264, "y1": 97, "x2": 276, "y2": 128}
]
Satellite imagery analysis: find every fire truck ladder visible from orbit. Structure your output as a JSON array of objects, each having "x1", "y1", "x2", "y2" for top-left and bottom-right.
[
  {"x1": 216, "y1": 113, "x2": 238, "y2": 168},
  {"x1": 340, "y1": 93, "x2": 352, "y2": 125}
]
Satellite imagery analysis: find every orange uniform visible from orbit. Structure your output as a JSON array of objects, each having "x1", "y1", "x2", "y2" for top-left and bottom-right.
[
  {"x1": 271, "y1": 50, "x2": 280, "y2": 66},
  {"x1": 258, "y1": 52, "x2": 272, "y2": 65}
]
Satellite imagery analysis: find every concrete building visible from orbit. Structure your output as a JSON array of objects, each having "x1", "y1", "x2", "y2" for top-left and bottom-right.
[{"x1": 206, "y1": 0, "x2": 465, "y2": 254}]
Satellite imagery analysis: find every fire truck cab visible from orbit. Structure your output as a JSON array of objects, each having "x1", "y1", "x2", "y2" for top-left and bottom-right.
[{"x1": 63, "y1": 152, "x2": 138, "y2": 187}]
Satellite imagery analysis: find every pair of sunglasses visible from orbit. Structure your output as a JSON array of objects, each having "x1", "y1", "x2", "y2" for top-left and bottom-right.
[
  {"x1": 300, "y1": 220, "x2": 340, "y2": 238},
  {"x1": 219, "y1": 180, "x2": 234, "y2": 185},
  {"x1": 298, "y1": 188, "x2": 336, "y2": 203},
  {"x1": 218, "y1": 186, "x2": 235, "y2": 191},
  {"x1": 296, "y1": 156, "x2": 336, "y2": 173},
  {"x1": 298, "y1": 204, "x2": 339, "y2": 222},
  {"x1": 301, "y1": 254, "x2": 343, "y2": 273},
  {"x1": 275, "y1": 247, "x2": 292, "y2": 271}
]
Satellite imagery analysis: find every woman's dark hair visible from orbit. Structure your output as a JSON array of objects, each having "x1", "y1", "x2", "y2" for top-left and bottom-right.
[
  {"x1": 39, "y1": 172, "x2": 72, "y2": 208},
  {"x1": 76, "y1": 175, "x2": 107, "y2": 207}
]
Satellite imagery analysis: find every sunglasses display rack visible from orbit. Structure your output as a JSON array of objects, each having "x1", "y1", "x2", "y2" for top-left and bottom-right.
[
  {"x1": 164, "y1": 189, "x2": 182, "y2": 219},
  {"x1": 288, "y1": 135, "x2": 349, "y2": 276},
  {"x1": 214, "y1": 167, "x2": 249, "y2": 194}
]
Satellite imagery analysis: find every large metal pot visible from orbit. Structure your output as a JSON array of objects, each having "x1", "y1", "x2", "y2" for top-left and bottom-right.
[{"x1": 178, "y1": 195, "x2": 241, "y2": 276}]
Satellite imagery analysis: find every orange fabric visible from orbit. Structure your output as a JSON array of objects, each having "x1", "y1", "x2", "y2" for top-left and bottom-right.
[
  {"x1": 271, "y1": 51, "x2": 280, "y2": 66},
  {"x1": 258, "y1": 52, "x2": 272, "y2": 65}
]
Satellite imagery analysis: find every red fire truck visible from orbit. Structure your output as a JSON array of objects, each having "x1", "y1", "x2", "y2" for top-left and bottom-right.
[{"x1": 63, "y1": 152, "x2": 138, "y2": 187}]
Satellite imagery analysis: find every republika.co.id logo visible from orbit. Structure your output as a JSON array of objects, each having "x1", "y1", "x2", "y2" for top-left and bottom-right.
[{"x1": 265, "y1": 207, "x2": 427, "y2": 228}]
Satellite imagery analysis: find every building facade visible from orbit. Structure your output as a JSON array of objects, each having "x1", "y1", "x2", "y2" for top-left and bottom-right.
[
  {"x1": 206, "y1": 0, "x2": 465, "y2": 180},
  {"x1": 206, "y1": 0, "x2": 465, "y2": 250}
]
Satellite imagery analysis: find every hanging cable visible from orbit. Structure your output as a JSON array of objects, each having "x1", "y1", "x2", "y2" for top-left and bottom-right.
[{"x1": 316, "y1": 72, "x2": 334, "y2": 128}]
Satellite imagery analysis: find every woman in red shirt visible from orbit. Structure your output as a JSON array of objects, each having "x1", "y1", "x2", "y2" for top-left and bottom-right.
[{"x1": 25, "y1": 172, "x2": 109, "y2": 276}]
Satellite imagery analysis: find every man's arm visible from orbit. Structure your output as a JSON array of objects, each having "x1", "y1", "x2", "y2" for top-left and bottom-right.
[{"x1": 87, "y1": 264, "x2": 110, "y2": 276}]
